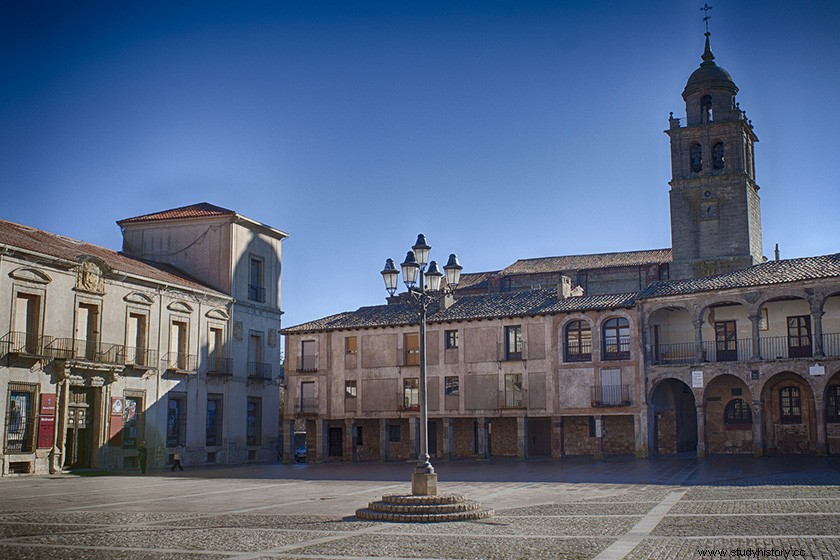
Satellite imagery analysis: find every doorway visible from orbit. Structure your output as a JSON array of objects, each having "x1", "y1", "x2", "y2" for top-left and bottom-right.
[{"x1": 66, "y1": 387, "x2": 95, "y2": 468}]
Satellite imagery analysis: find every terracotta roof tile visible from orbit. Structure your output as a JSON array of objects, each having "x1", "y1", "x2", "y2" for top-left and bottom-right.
[
  {"x1": 639, "y1": 253, "x2": 840, "y2": 298},
  {"x1": 0, "y1": 219, "x2": 227, "y2": 297},
  {"x1": 502, "y1": 249, "x2": 672, "y2": 275},
  {"x1": 117, "y1": 202, "x2": 235, "y2": 225}
]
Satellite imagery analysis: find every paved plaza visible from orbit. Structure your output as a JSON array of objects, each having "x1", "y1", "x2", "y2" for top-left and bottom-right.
[{"x1": 1, "y1": 455, "x2": 839, "y2": 559}]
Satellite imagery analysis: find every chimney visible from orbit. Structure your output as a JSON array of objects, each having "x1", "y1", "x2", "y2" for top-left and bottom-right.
[
  {"x1": 441, "y1": 292, "x2": 455, "y2": 310},
  {"x1": 557, "y1": 275, "x2": 572, "y2": 299},
  {"x1": 774, "y1": 243, "x2": 780, "y2": 262}
]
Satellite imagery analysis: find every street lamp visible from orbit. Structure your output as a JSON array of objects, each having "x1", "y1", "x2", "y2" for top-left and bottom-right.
[{"x1": 381, "y1": 234, "x2": 462, "y2": 495}]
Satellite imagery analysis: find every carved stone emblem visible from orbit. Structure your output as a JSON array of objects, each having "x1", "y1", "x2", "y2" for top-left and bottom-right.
[
  {"x1": 233, "y1": 321, "x2": 244, "y2": 341},
  {"x1": 268, "y1": 329, "x2": 277, "y2": 348},
  {"x1": 76, "y1": 261, "x2": 105, "y2": 294}
]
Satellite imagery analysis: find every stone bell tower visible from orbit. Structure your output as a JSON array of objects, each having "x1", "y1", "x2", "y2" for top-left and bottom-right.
[{"x1": 667, "y1": 32, "x2": 762, "y2": 280}]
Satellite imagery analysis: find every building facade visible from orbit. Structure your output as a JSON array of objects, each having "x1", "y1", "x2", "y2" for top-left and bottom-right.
[
  {"x1": 282, "y1": 33, "x2": 840, "y2": 462},
  {"x1": 1, "y1": 203, "x2": 286, "y2": 475}
]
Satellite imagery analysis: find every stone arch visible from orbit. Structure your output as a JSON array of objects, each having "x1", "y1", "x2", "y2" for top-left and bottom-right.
[
  {"x1": 648, "y1": 304, "x2": 695, "y2": 365},
  {"x1": 599, "y1": 313, "x2": 632, "y2": 361},
  {"x1": 704, "y1": 374, "x2": 753, "y2": 454},
  {"x1": 558, "y1": 313, "x2": 594, "y2": 363},
  {"x1": 825, "y1": 368, "x2": 840, "y2": 454},
  {"x1": 650, "y1": 377, "x2": 697, "y2": 455},
  {"x1": 761, "y1": 371, "x2": 817, "y2": 454},
  {"x1": 699, "y1": 299, "x2": 752, "y2": 362},
  {"x1": 756, "y1": 295, "x2": 813, "y2": 359}
]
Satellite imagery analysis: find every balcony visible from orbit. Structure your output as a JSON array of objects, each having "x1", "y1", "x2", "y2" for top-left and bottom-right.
[
  {"x1": 247, "y1": 361, "x2": 272, "y2": 383},
  {"x1": 298, "y1": 355, "x2": 318, "y2": 373},
  {"x1": 653, "y1": 333, "x2": 840, "y2": 364},
  {"x1": 45, "y1": 338, "x2": 126, "y2": 364},
  {"x1": 163, "y1": 352, "x2": 197, "y2": 373},
  {"x1": 206, "y1": 357, "x2": 233, "y2": 378},
  {"x1": 1, "y1": 331, "x2": 50, "y2": 358},
  {"x1": 591, "y1": 384, "x2": 633, "y2": 407},
  {"x1": 296, "y1": 398, "x2": 318, "y2": 415},
  {"x1": 759, "y1": 335, "x2": 812, "y2": 360},
  {"x1": 123, "y1": 346, "x2": 158, "y2": 369}
]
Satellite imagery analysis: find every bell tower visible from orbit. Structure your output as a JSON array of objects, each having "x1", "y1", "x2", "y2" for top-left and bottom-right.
[{"x1": 667, "y1": 31, "x2": 762, "y2": 280}]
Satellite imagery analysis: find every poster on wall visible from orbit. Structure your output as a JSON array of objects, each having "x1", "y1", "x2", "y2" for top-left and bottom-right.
[
  {"x1": 691, "y1": 371, "x2": 703, "y2": 388},
  {"x1": 37, "y1": 393, "x2": 56, "y2": 449},
  {"x1": 109, "y1": 397, "x2": 124, "y2": 446}
]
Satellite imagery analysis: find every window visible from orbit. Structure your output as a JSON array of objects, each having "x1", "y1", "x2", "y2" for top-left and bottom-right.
[
  {"x1": 599, "y1": 368, "x2": 623, "y2": 406},
  {"x1": 170, "y1": 320, "x2": 190, "y2": 370},
  {"x1": 712, "y1": 142, "x2": 725, "y2": 169},
  {"x1": 123, "y1": 394, "x2": 144, "y2": 448},
  {"x1": 602, "y1": 318, "x2": 630, "y2": 360},
  {"x1": 208, "y1": 326, "x2": 226, "y2": 373},
  {"x1": 690, "y1": 143, "x2": 703, "y2": 173},
  {"x1": 206, "y1": 394, "x2": 223, "y2": 446},
  {"x1": 356, "y1": 426, "x2": 363, "y2": 446},
  {"x1": 166, "y1": 394, "x2": 186, "y2": 447},
  {"x1": 779, "y1": 386, "x2": 802, "y2": 424},
  {"x1": 828, "y1": 385, "x2": 840, "y2": 423},
  {"x1": 787, "y1": 315, "x2": 812, "y2": 358},
  {"x1": 404, "y1": 333, "x2": 419, "y2": 366},
  {"x1": 345, "y1": 336, "x2": 357, "y2": 355},
  {"x1": 504, "y1": 373, "x2": 523, "y2": 408},
  {"x1": 714, "y1": 321, "x2": 737, "y2": 362},
  {"x1": 724, "y1": 398, "x2": 752, "y2": 425},
  {"x1": 13, "y1": 292, "x2": 41, "y2": 354},
  {"x1": 76, "y1": 302, "x2": 100, "y2": 360},
  {"x1": 345, "y1": 380, "x2": 357, "y2": 399},
  {"x1": 445, "y1": 330, "x2": 459, "y2": 349},
  {"x1": 301, "y1": 340, "x2": 317, "y2": 372},
  {"x1": 504, "y1": 325, "x2": 522, "y2": 361},
  {"x1": 300, "y1": 381, "x2": 316, "y2": 413},
  {"x1": 126, "y1": 312, "x2": 148, "y2": 365},
  {"x1": 6, "y1": 384, "x2": 36, "y2": 453},
  {"x1": 388, "y1": 424, "x2": 401, "y2": 443},
  {"x1": 403, "y1": 378, "x2": 419, "y2": 409},
  {"x1": 445, "y1": 376, "x2": 460, "y2": 396},
  {"x1": 565, "y1": 320, "x2": 592, "y2": 362},
  {"x1": 701, "y1": 94, "x2": 713, "y2": 123},
  {"x1": 248, "y1": 332, "x2": 266, "y2": 379},
  {"x1": 588, "y1": 416, "x2": 597, "y2": 438},
  {"x1": 248, "y1": 257, "x2": 265, "y2": 303},
  {"x1": 246, "y1": 397, "x2": 262, "y2": 446}
]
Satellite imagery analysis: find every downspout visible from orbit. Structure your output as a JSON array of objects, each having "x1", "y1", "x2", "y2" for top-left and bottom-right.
[{"x1": 154, "y1": 287, "x2": 164, "y2": 467}]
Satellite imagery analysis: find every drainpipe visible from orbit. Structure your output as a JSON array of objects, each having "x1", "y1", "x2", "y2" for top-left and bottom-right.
[{"x1": 154, "y1": 288, "x2": 164, "y2": 467}]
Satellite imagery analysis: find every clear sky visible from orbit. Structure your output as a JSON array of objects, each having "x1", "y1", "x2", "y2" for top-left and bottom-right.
[{"x1": 2, "y1": 1, "x2": 839, "y2": 334}]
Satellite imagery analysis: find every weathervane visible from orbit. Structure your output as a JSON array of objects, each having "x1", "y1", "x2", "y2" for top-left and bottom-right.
[{"x1": 701, "y1": 3, "x2": 713, "y2": 33}]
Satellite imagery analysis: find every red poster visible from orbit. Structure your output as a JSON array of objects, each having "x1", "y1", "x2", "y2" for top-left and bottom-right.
[
  {"x1": 37, "y1": 393, "x2": 56, "y2": 449},
  {"x1": 109, "y1": 397, "x2": 124, "y2": 446}
]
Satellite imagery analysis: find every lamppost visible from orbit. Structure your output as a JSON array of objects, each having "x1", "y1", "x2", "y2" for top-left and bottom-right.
[{"x1": 381, "y1": 234, "x2": 462, "y2": 496}]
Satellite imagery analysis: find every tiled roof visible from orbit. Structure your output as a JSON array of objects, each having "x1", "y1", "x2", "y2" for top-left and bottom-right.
[
  {"x1": 282, "y1": 290, "x2": 636, "y2": 334},
  {"x1": 501, "y1": 249, "x2": 672, "y2": 275},
  {"x1": 0, "y1": 219, "x2": 227, "y2": 296},
  {"x1": 455, "y1": 271, "x2": 499, "y2": 291},
  {"x1": 639, "y1": 253, "x2": 840, "y2": 298},
  {"x1": 117, "y1": 202, "x2": 236, "y2": 225}
]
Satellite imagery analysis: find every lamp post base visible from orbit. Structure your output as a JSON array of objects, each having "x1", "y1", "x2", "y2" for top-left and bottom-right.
[{"x1": 411, "y1": 472, "x2": 438, "y2": 496}]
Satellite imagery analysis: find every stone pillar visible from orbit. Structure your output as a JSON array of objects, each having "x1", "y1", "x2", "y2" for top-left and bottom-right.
[
  {"x1": 551, "y1": 417, "x2": 563, "y2": 458},
  {"x1": 285, "y1": 420, "x2": 295, "y2": 464},
  {"x1": 693, "y1": 317, "x2": 705, "y2": 362},
  {"x1": 380, "y1": 418, "x2": 388, "y2": 462},
  {"x1": 517, "y1": 417, "x2": 526, "y2": 459},
  {"x1": 636, "y1": 407, "x2": 649, "y2": 458},
  {"x1": 444, "y1": 418, "x2": 453, "y2": 461},
  {"x1": 811, "y1": 302, "x2": 825, "y2": 358},
  {"x1": 345, "y1": 419, "x2": 354, "y2": 462},
  {"x1": 749, "y1": 313, "x2": 763, "y2": 360},
  {"x1": 751, "y1": 399, "x2": 764, "y2": 457},
  {"x1": 408, "y1": 416, "x2": 418, "y2": 461},
  {"x1": 815, "y1": 403, "x2": 827, "y2": 456},
  {"x1": 648, "y1": 405, "x2": 657, "y2": 457},
  {"x1": 641, "y1": 311, "x2": 653, "y2": 364},
  {"x1": 476, "y1": 417, "x2": 487, "y2": 459},
  {"x1": 315, "y1": 420, "x2": 326, "y2": 463},
  {"x1": 696, "y1": 404, "x2": 706, "y2": 458},
  {"x1": 594, "y1": 415, "x2": 604, "y2": 459}
]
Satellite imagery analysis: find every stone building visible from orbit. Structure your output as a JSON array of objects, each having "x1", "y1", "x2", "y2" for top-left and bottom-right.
[
  {"x1": 1, "y1": 203, "x2": 286, "y2": 475},
  {"x1": 281, "y1": 32, "x2": 840, "y2": 461}
]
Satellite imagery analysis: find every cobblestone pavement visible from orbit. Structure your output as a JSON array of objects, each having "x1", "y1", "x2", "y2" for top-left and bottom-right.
[{"x1": 1, "y1": 455, "x2": 839, "y2": 559}]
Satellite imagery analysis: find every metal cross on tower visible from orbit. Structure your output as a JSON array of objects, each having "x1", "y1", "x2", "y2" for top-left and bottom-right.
[{"x1": 701, "y1": 3, "x2": 713, "y2": 33}]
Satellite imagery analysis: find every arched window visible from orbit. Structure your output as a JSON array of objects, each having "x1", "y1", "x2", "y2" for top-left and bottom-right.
[
  {"x1": 602, "y1": 317, "x2": 630, "y2": 360},
  {"x1": 690, "y1": 144, "x2": 703, "y2": 173},
  {"x1": 827, "y1": 385, "x2": 840, "y2": 423},
  {"x1": 565, "y1": 320, "x2": 592, "y2": 362},
  {"x1": 779, "y1": 386, "x2": 802, "y2": 424},
  {"x1": 724, "y1": 398, "x2": 752, "y2": 425},
  {"x1": 701, "y1": 94, "x2": 713, "y2": 123},
  {"x1": 712, "y1": 142, "x2": 725, "y2": 169}
]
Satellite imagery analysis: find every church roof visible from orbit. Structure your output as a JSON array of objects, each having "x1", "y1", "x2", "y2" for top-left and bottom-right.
[
  {"x1": 0, "y1": 219, "x2": 227, "y2": 297},
  {"x1": 282, "y1": 290, "x2": 636, "y2": 334},
  {"x1": 501, "y1": 249, "x2": 671, "y2": 276},
  {"x1": 683, "y1": 33, "x2": 738, "y2": 98},
  {"x1": 639, "y1": 253, "x2": 840, "y2": 299},
  {"x1": 117, "y1": 202, "x2": 236, "y2": 225}
]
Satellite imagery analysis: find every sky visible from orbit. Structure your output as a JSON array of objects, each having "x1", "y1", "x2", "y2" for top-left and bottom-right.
[{"x1": 2, "y1": 1, "x2": 839, "y2": 335}]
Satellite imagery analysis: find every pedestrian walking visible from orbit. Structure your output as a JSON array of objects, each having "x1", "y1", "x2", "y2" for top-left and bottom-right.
[
  {"x1": 138, "y1": 440, "x2": 148, "y2": 474},
  {"x1": 171, "y1": 445, "x2": 184, "y2": 471}
]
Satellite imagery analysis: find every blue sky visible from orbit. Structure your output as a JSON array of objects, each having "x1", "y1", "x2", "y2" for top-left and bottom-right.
[{"x1": 2, "y1": 1, "x2": 839, "y2": 333}]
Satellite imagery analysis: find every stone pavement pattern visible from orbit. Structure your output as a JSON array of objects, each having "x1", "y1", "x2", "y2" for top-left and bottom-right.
[{"x1": 0, "y1": 456, "x2": 839, "y2": 559}]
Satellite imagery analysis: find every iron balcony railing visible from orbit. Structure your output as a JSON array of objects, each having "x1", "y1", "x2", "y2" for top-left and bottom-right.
[
  {"x1": 299, "y1": 355, "x2": 317, "y2": 372},
  {"x1": 759, "y1": 335, "x2": 812, "y2": 360},
  {"x1": 653, "y1": 341, "x2": 696, "y2": 365},
  {"x1": 1, "y1": 331, "x2": 49, "y2": 356},
  {"x1": 206, "y1": 357, "x2": 233, "y2": 377},
  {"x1": 823, "y1": 332, "x2": 840, "y2": 357},
  {"x1": 654, "y1": 333, "x2": 840, "y2": 364},
  {"x1": 247, "y1": 361, "x2": 272, "y2": 382},
  {"x1": 591, "y1": 384, "x2": 633, "y2": 407},
  {"x1": 296, "y1": 398, "x2": 318, "y2": 414},
  {"x1": 44, "y1": 338, "x2": 125, "y2": 364},
  {"x1": 163, "y1": 352, "x2": 197, "y2": 373},
  {"x1": 123, "y1": 346, "x2": 158, "y2": 368}
]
